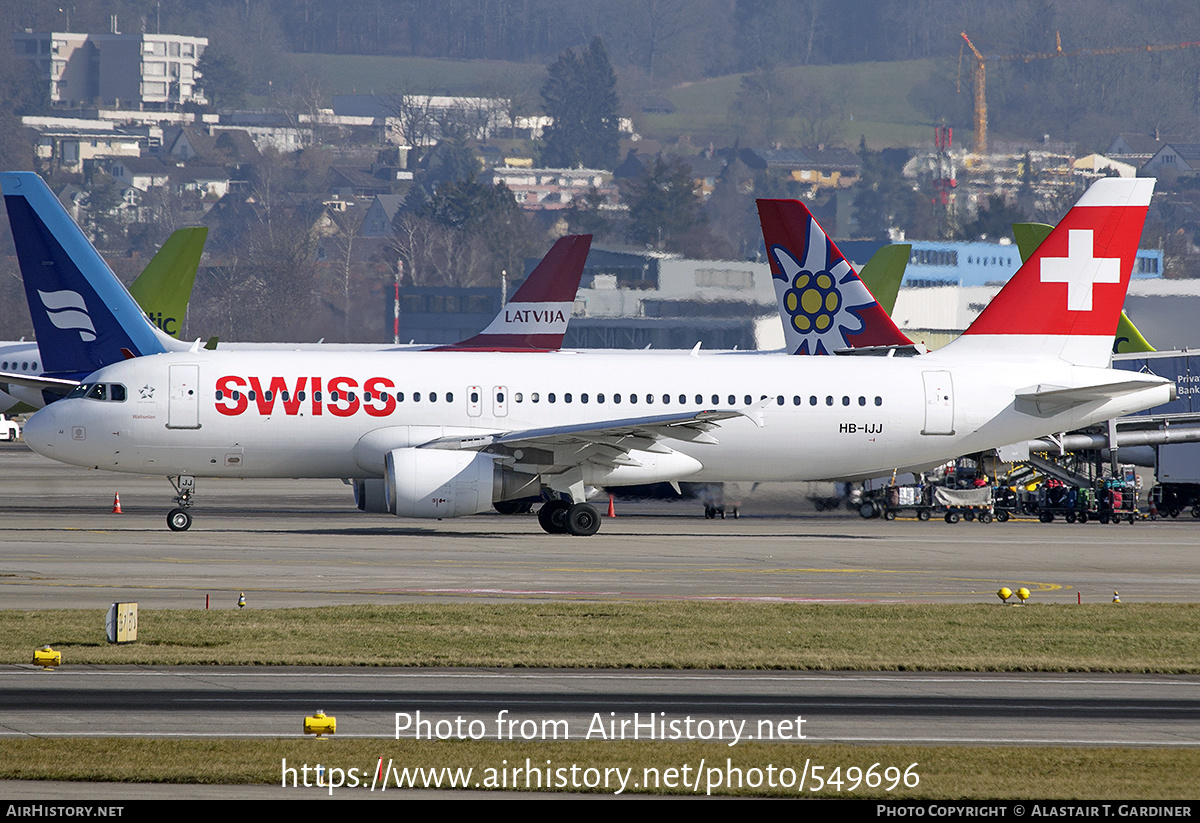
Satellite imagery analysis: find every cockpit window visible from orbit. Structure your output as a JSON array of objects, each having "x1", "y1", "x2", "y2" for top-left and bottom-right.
[{"x1": 70, "y1": 382, "x2": 127, "y2": 402}]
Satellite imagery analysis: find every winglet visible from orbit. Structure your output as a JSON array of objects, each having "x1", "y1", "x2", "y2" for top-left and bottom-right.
[
  {"x1": 435, "y1": 235, "x2": 591, "y2": 351},
  {"x1": 757, "y1": 199, "x2": 913, "y2": 355},
  {"x1": 1, "y1": 172, "x2": 173, "y2": 376}
]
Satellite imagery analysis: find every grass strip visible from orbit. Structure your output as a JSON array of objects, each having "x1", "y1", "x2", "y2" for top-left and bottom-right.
[
  {"x1": 1, "y1": 739, "x2": 1196, "y2": 798},
  {"x1": 7, "y1": 603, "x2": 1200, "y2": 671}
]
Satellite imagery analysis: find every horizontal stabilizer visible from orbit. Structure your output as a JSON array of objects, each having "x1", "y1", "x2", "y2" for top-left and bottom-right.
[{"x1": 1015, "y1": 376, "x2": 1172, "y2": 415}]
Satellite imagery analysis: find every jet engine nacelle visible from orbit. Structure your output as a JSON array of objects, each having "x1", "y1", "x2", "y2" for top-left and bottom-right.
[
  {"x1": 352, "y1": 478, "x2": 390, "y2": 513},
  {"x1": 384, "y1": 448, "x2": 539, "y2": 519}
]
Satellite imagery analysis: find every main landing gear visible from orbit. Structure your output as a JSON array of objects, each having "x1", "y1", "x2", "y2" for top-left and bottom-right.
[
  {"x1": 537, "y1": 499, "x2": 601, "y2": 536},
  {"x1": 166, "y1": 475, "x2": 195, "y2": 531}
]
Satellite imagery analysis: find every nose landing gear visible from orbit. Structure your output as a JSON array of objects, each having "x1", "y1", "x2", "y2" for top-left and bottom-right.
[{"x1": 167, "y1": 475, "x2": 195, "y2": 531}]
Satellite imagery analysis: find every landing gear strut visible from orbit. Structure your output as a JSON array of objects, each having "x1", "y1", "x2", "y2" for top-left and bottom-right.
[{"x1": 167, "y1": 475, "x2": 195, "y2": 531}]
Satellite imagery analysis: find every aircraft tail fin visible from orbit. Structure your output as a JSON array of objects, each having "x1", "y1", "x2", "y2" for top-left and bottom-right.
[
  {"x1": 1013, "y1": 220, "x2": 1155, "y2": 355},
  {"x1": 129, "y1": 226, "x2": 206, "y2": 339},
  {"x1": 756, "y1": 199, "x2": 913, "y2": 355},
  {"x1": 857, "y1": 243, "x2": 910, "y2": 316},
  {"x1": 1, "y1": 172, "x2": 175, "y2": 376},
  {"x1": 435, "y1": 234, "x2": 591, "y2": 351},
  {"x1": 955, "y1": 179, "x2": 1154, "y2": 367}
]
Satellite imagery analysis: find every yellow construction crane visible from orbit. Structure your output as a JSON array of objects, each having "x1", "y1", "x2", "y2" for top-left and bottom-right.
[{"x1": 959, "y1": 32, "x2": 1200, "y2": 155}]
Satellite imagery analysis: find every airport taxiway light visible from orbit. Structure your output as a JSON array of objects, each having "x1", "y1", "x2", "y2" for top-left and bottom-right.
[
  {"x1": 304, "y1": 710, "x2": 336, "y2": 738},
  {"x1": 1113, "y1": 590, "x2": 1121, "y2": 603},
  {"x1": 237, "y1": 592, "x2": 246, "y2": 609},
  {"x1": 997, "y1": 587, "x2": 1012, "y2": 602},
  {"x1": 33, "y1": 645, "x2": 60, "y2": 669},
  {"x1": 1016, "y1": 587, "x2": 1030, "y2": 603}
]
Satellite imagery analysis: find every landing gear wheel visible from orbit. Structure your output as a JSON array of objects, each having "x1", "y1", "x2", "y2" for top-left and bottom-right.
[
  {"x1": 565, "y1": 503, "x2": 601, "y2": 536},
  {"x1": 538, "y1": 500, "x2": 571, "y2": 534},
  {"x1": 167, "y1": 508, "x2": 192, "y2": 531}
]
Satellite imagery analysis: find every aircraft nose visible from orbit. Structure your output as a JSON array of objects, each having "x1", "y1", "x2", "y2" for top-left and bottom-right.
[{"x1": 22, "y1": 405, "x2": 62, "y2": 458}]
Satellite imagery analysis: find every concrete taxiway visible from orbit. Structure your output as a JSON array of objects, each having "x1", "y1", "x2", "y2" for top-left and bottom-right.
[{"x1": 1, "y1": 444, "x2": 1198, "y2": 608}]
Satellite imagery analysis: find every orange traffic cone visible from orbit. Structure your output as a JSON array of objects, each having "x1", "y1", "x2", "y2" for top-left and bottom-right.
[
  {"x1": 606, "y1": 494, "x2": 616, "y2": 517},
  {"x1": 112, "y1": 493, "x2": 122, "y2": 514}
]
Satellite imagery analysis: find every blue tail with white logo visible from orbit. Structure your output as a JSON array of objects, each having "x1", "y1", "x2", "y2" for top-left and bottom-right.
[{"x1": 2, "y1": 171, "x2": 183, "y2": 378}]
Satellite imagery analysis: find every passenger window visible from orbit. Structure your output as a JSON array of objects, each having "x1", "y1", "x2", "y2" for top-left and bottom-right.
[
  {"x1": 581, "y1": 393, "x2": 588, "y2": 404},
  {"x1": 282, "y1": 391, "x2": 291, "y2": 402},
  {"x1": 875, "y1": 396, "x2": 882, "y2": 406},
  {"x1": 858, "y1": 396, "x2": 866, "y2": 406},
  {"x1": 629, "y1": 394, "x2": 637, "y2": 404},
  {"x1": 776, "y1": 396, "x2": 784, "y2": 405},
  {"x1": 793, "y1": 396, "x2": 801, "y2": 405},
  {"x1": 548, "y1": 393, "x2": 556, "y2": 403},
  {"x1": 329, "y1": 391, "x2": 338, "y2": 401},
  {"x1": 215, "y1": 390, "x2": 224, "y2": 400},
  {"x1": 728, "y1": 395, "x2": 735, "y2": 405},
  {"x1": 842, "y1": 396, "x2": 850, "y2": 406},
  {"x1": 565, "y1": 393, "x2": 572, "y2": 403},
  {"x1": 711, "y1": 394, "x2": 719, "y2": 405},
  {"x1": 264, "y1": 391, "x2": 273, "y2": 402},
  {"x1": 810, "y1": 396, "x2": 817, "y2": 406},
  {"x1": 394, "y1": 392, "x2": 403, "y2": 402},
  {"x1": 248, "y1": 390, "x2": 257, "y2": 401},
  {"x1": 298, "y1": 391, "x2": 307, "y2": 401},
  {"x1": 745, "y1": 395, "x2": 752, "y2": 405},
  {"x1": 413, "y1": 392, "x2": 421, "y2": 402},
  {"x1": 445, "y1": 392, "x2": 453, "y2": 402},
  {"x1": 825, "y1": 396, "x2": 833, "y2": 406},
  {"x1": 429, "y1": 392, "x2": 436, "y2": 402},
  {"x1": 613, "y1": 394, "x2": 621, "y2": 404},
  {"x1": 597, "y1": 393, "x2": 605, "y2": 403},
  {"x1": 471, "y1": 391, "x2": 479, "y2": 403},
  {"x1": 531, "y1": 392, "x2": 539, "y2": 403}
]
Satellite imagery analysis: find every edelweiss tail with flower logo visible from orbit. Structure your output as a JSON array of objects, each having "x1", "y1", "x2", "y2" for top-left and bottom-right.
[{"x1": 757, "y1": 199, "x2": 913, "y2": 355}]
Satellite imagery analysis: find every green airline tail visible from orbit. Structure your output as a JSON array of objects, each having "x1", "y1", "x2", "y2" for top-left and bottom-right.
[
  {"x1": 1012, "y1": 222, "x2": 1154, "y2": 353},
  {"x1": 857, "y1": 243, "x2": 911, "y2": 315},
  {"x1": 128, "y1": 227, "x2": 207, "y2": 339}
]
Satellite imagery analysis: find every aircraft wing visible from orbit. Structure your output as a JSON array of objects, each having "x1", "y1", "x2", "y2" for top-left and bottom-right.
[
  {"x1": 424, "y1": 409, "x2": 744, "y2": 454},
  {"x1": 418, "y1": 408, "x2": 745, "y2": 497},
  {"x1": 0, "y1": 371, "x2": 79, "y2": 396}
]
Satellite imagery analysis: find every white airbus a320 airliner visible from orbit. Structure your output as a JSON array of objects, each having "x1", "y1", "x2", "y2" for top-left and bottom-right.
[{"x1": 19, "y1": 177, "x2": 1173, "y2": 535}]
